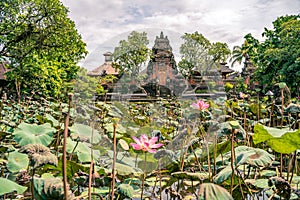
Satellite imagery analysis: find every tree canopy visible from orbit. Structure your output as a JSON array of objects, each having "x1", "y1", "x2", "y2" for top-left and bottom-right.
[
  {"x1": 178, "y1": 31, "x2": 231, "y2": 78},
  {"x1": 112, "y1": 31, "x2": 149, "y2": 77},
  {"x1": 229, "y1": 33, "x2": 259, "y2": 67},
  {"x1": 252, "y1": 15, "x2": 300, "y2": 96},
  {"x1": 0, "y1": 0, "x2": 87, "y2": 99}
]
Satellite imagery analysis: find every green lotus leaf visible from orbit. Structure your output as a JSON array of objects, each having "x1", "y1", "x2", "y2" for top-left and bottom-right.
[
  {"x1": 217, "y1": 146, "x2": 274, "y2": 168},
  {"x1": 66, "y1": 138, "x2": 100, "y2": 163},
  {"x1": 285, "y1": 103, "x2": 300, "y2": 113},
  {"x1": 254, "y1": 124, "x2": 300, "y2": 154},
  {"x1": 217, "y1": 122, "x2": 246, "y2": 139},
  {"x1": 234, "y1": 146, "x2": 275, "y2": 167},
  {"x1": 198, "y1": 183, "x2": 233, "y2": 200},
  {"x1": 13, "y1": 123, "x2": 55, "y2": 146},
  {"x1": 117, "y1": 184, "x2": 134, "y2": 198},
  {"x1": 115, "y1": 163, "x2": 143, "y2": 177},
  {"x1": 0, "y1": 177, "x2": 27, "y2": 195},
  {"x1": 7, "y1": 151, "x2": 29, "y2": 173},
  {"x1": 45, "y1": 114, "x2": 59, "y2": 127},
  {"x1": 278, "y1": 82, "x2": 286, "y2": 89},
  {"x1": 229, "y1": 121, "x2": 239, "y2": 129},
  {"x1": 104, "y1": 123, "x2": 126, "y2": 134},
  {"x1": 213, "y1": 165, "x2": 232, "y2": 184},
  {"x1": 245, "y1": 179, "x2": 269, "y2": 189},
  {"x1": 69, "y1": 123, "x2": 101, "y2": 143},
  {"x1": 171, "y1": 171, "x2": 209, "y2": 180},
  {"x1": 81, "y1": 187, "x2": 110, "y2": 196}
]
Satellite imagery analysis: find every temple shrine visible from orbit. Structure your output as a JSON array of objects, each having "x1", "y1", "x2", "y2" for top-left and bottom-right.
[{"x1": 88, "y1": 32, "x2": 237, "y2": 101}]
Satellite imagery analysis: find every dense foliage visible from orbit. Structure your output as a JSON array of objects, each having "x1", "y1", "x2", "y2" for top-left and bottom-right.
[
  {"x1": 0, "y1": 0, "x2": 87, "y2": 99},
  {"x1": 231, "y1": 15, "x2": 300, "y2": 96},
  {"x1": 0, "y1": 91, "x2": 299, "y2": 199},
  {"x1": 178, "y1": 31, "x2": 231, "y2": 78},
  {"x1": 254, "y1": 15, "x2": 300, "y2": 96},
  {"x1": 112, "y1": 31, "x2": 150, "y2": 77}
]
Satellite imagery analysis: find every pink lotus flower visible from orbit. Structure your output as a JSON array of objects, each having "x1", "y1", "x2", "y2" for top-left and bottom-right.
[
  {"x1": 130, "y1": 134, "x2": 164, "y2": 153},
  {"x1": 192, "y1": 100, "x2": 210, "y2": 111}
]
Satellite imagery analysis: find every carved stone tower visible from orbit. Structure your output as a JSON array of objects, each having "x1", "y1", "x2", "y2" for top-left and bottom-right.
[{"x1": 144, "y1": 32, "x2": 183, "y2": 97}]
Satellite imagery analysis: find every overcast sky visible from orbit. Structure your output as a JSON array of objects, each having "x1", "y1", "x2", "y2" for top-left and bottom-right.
[{"x1": 60, "y1": 0, "x2": 300, "y2": 71}]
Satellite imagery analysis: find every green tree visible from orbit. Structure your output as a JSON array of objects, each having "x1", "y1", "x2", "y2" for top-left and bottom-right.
[
  {"x1": 0, "y1": 0, "x2": 87, "y2": 99},
  {"x1": 178, "y1": 31, "x2": 231, "y2": 78},
  {"x1": 254, "y1": 15, "x2": 300, "y2": 96},
  {"x1": 209, "y1": 42, "x2": 231, "y2": 63},
  {"x1": 229, "y1": 33, "x2": 259, "y2": 67},
  {"x1": 112, "y1": 31, "x2": 149, "y2": 77},
  {"x1": 74, "y1": 68, "x2": 99, "y2": 101}
]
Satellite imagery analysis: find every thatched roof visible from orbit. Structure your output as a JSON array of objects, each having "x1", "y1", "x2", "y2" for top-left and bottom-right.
[
  {"x1": 87, "y1": 62, "x2": 119, "y2": 76},
  {"x1": 87, "y1": 52, "x2": 119, "y2": 76}
]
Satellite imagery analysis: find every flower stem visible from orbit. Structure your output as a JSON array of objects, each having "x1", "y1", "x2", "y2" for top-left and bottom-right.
[
  {"x1": 230, "y1": 129, "x2": 236, "y2": 195},
  {"x1": 110, "y1": 123, "x2": 117, "y2": 199},
  {"x1": 141, "y1": 152, "x2": 146, "y2": 199},
  {"x1": 63, "y1": 93, "x2": 72, "y2": 200}
]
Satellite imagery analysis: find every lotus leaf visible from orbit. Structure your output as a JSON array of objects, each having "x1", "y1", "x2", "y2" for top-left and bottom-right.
[
  {"x1": 285, "y1": 103, "x2": 300, "y2": 113},
  {"x1": 45, "y1": 114, "x2": 59, "y2": 127},
  {"x1": 171, "y1": 171, "x2": 209, "y2": 180},
  {"x1": 66, "y1": 138, "x2": 100, "y2": 163},
  {"x1": 217, "y1": 121, "x2": 246, "y2": 139},
  {"x1": 117, "y1": 184, "x2": 134, "y2": 198},
  {"x1": 104, "y1": 122, "x2": 126, "y2": 134},
  {"x1": 234, "y1": 146, "x2": 275, "y2": 167},
  {"x1": 7, "y1": 151, "x2": 29, "y2": 173},
  {"x1": 114, "y1": 163, "x2": 143, "y2": 177},
  {"x1": 245, "y1": 178, "x2": 269, "y2": 189},
  {"x1": 0, "y1": 177, "x2": 27, "y2": 195},
  {"x1": 217, "y1": 146, "x2": 274, "y2": 167},
  {"x1": 198, "y1": 183, "x2": 233, "y2": 200},
  {"x1": 13, "y1": 122, "x2": 55, "y2": 146},
  {"x1": 214, "y1": 165, "x2": 232, "y2": 184},
  {"x1": 81, "y1": 187, "x2": 110, "y2": 196},
  {"x1": 254, "y1": 124, "x2": 300, "y2": 154},
  {"x1": 69, "y1": 123, "x2": 101, "y2": 143},
  {"x1": 229, "y1": 120, "x2": 239, "y2": 129}
]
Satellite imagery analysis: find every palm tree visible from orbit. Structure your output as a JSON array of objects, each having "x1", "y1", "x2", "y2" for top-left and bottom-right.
[
  {"x1": 229, "y1": 45, "x2": 248, "y2": 67},
  {"x1": 229, "y1": 33, "x2": 259, "y2": 67}
]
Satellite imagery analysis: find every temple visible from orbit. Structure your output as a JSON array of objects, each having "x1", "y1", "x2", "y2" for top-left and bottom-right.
[
  {"x1": 142, "y1": 32, "x2": 186, "y2": 98},
  {"x1": 88, "y1": 32, "x2": 238, "y2": 101}
]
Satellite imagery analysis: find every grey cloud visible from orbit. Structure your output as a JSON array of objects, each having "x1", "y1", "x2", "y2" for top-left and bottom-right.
[{"x1": 61, "y1": 0, "x2": 300, "y2": 68}]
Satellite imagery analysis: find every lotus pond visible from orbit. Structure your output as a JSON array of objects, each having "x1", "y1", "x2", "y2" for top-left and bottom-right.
[{"x1": 0, "y1": 94, "x2": 300, "y2": 200}]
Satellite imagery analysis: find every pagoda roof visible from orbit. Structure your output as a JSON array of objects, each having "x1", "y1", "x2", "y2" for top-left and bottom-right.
[{"x1": 220, "y1": 65, "x2": 234, "y2": 74}]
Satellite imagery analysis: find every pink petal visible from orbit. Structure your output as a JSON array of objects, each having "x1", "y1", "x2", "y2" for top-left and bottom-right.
[
  {"x1": 203, "y1": 103, "x2": 209, "y2": 109},
  {"x1": 140, "y1": 134, "x2": 149, "y2": 143},
  {"x1": 150, "y1": 143, "x2": 164, "y2": 149},
  {"x1": 192, "y1": 103, "x2": 199, "y2": 109},
  {"x1": 147, "y1": 148, "x2": 157, "y2": 153},
  {"x1": 132, "y1": 136, "x2": 141, "y2": 145},
  {"x1": 130, "y1": 143, "x2": 142, "y2": 150},
  {"x1": 148, "y1": 136, "x2": 158, "y2": 145}
]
